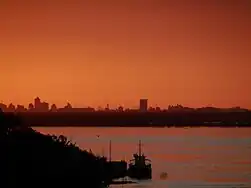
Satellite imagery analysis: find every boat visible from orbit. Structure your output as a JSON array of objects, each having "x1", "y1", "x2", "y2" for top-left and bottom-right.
[{"x1": 127, "y1": 140, "x2": 152, "y2": 180}]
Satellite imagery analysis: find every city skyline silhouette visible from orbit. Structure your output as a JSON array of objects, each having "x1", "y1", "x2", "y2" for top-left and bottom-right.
[{"x1": 0, "y1": 96, "x2": 249, "y2": 113}]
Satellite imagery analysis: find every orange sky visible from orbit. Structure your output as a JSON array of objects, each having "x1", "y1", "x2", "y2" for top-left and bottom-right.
[{"x1": 0, "y1": 0, "x2": 250, "y2": 109}]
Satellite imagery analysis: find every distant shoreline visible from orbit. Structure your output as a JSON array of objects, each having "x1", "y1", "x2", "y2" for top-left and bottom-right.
[
  {"x1": 4, "y1": 111, "x2": 250, "y2": 127},
  {"x1": 31, "y1": 125, "x2": 251, "y2": 128},
  {"x1": 30, "y1": 125, "x2": 251, "y2": 127}
]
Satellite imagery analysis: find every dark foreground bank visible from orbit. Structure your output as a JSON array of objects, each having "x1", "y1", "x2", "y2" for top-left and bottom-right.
[{"x1": 0, "y1": 110, "x2": 127, "y2": 188}]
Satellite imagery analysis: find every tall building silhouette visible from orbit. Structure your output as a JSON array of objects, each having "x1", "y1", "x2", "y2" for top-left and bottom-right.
[
  {"x1": 34, "y1": 97, "x2": 41, "y2": 110},
  {"x1": 139, "y1": 99, "x2": 148, "y2": 112},
  {"x1": 34, "y1": 97, "x2": 49, "y2": 112}
]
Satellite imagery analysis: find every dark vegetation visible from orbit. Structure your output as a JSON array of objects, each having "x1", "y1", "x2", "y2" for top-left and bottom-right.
[{"x1": 0, "y1": 109, "x2": 115, "y2": 188}]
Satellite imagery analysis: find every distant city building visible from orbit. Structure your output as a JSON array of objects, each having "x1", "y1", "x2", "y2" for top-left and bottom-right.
[
  {"x1": 8, "y1": 103, "x2": 16, "y2": 112},
  {"x1": 97, "y1": 106, "x2": 103, "y2": 111},
  {"x1": 41, "y1": 102, "x2": 49, "y2": 112},
  {"x1": 51, "y1": 104, "x2": 57, "y2": 112},
  {"x1": 33, "y1": 97, "x2": 49, "y2": 112},
  {"x1": 28, "y1": 103, "x2": 34, "y2": 111},
  {"x1": 64, "y1": 103, "x2": 72, "y2": 109},
  {"x1": 105, "y1": 104, "x2": 110, "y2": 111},
  {"x1": 0, "y1": 103, "x2": 7, "y2": 112},
  {"x1": 16, "y1": 105, "x2": 26, "y2": 112},
  {"x1": 148, "y1": 106, "x2": 155, "y2": 112},
  {"x1": 148, "y1": 106, "x2": 161, "y2": 112},
  {"x1": 155, "y1": 106, "x2": 161, "y2": 111},
  {"x1": 34, "y1": 97, "x2": 41, "y2": 110},
  {"x1": 139, "y1": 99, "x2": 148, "y2": 112},
  {"x1": 117, "y1": 106, "x2": 124, "y2": 112},
  {"x1": 167, "y1": 105, "x2": 195, "y2": 112}
]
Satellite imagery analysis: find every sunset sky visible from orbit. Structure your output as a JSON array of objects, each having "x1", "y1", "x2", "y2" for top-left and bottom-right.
[{"x1": 0, "y1": 0, "x2": 250, "y2": 109}]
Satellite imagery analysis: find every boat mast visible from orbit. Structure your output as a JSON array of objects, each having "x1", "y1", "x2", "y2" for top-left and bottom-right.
[{"x1": 139, "y1": 140, "x2": 142, "y2": 156}]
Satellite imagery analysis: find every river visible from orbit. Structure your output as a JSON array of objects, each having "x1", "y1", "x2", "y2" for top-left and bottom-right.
[{"x1": 35, "y1": 127, "x2": 251, "y2": 188}]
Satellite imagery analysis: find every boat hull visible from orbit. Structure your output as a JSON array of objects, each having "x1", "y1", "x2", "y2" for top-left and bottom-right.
[{"x1": 127, "y1": 164, "x2": 152, "y2": 180}]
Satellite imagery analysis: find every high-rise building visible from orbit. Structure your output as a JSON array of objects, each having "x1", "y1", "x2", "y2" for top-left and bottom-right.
[
  {"x1": 34, "y1": 97, "x2": 49, "y2": 112},
  {"x1": 34, "y1": 97, "x2": 41, "y2": 110},
  {"x1": 139, "y1": 99, "x2": 148, "y2": 112}
]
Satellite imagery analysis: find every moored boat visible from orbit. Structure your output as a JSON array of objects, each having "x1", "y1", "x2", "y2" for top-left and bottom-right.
[{"x1": 127, "y1": 140, "x2": 152, "y2": 180}]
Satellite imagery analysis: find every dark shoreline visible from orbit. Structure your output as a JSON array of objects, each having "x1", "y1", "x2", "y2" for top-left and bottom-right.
[
  {"x1": 6, "y1": 111, "x2": 251, "y2": 127},
  {"x1": 0, "y1": 111, "x2": 129, "y2": 188},
  {"x1": 31, "y1": 125, "x2": 251, "y2": 129},
  {"x1": 31, "y1": 125, "x2": 251, "y2": 127}
]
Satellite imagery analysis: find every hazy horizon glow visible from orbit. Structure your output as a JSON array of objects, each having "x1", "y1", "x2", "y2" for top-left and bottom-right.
[{"x1": 1, "y1": 0, "x2": 251, "y2": 108}]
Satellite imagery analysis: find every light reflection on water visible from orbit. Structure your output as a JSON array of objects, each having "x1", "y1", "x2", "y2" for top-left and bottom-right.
[{"x1": 35, "y1": 127, "x2": 251, "y2": 188}]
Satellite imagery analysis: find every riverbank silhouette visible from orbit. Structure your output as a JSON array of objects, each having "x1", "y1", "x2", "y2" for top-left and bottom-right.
[{"x1": 0, "y1": 109, "x2": 125, "y2": 188}]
